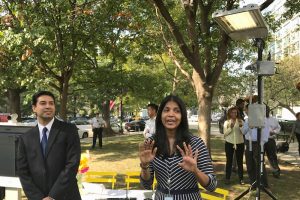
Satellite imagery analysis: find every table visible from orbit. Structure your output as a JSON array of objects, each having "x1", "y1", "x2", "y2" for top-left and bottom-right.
[
  {"x1": 82, "y1": 189, "x2": 154, "y2": 200},
  {"x1": 0, "y1": 176, "x2": 22, "y2": 200}
]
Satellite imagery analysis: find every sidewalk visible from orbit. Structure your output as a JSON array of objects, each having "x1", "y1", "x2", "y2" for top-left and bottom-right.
[{"x1": 277, "y1": 140, "x2": 300, "y2": 167}]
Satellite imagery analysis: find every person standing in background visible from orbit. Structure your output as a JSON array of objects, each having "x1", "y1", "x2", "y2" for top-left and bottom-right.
[
  {"x1": 91, "y1": 112, "x2": 105, "y2": 149},
  {"x1": 232, "y1": 99, "x2": 246, "y2": 173},
  {"x1": 236, "y1": 99, "x2": 245, "y2": 121},
  {"x1": 223, "y1": 107, "x2": 245, "y2": 185},
  {"x1": 143, "y1": 103, "x2": 158, "y2": 138},
  {"x1": 17, "y1": 91, "x2": 81, "y2": 200},
  {"x1": 265, "y1": 106, "x2": 281, "y2": 178},
  {"x1": 242, "y1": 104, "x2": 269, "y2": 188}
]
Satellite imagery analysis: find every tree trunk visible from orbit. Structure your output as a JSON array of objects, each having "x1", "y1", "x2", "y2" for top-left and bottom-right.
[
  {"x1": 102, "y1": 100, "x2": 115, "y2": 136},
  {"x1": 59, "y1": 79, "x2": 69, "y2": 121},
  {"x1": 7, "y1": 88, "x2": 23, "y2": 121},
  {"x1": 193, "y1": 70, "x2": 213, "y2": 151}
]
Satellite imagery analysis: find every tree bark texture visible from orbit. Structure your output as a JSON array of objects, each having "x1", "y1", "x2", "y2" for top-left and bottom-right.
[
  {"x1": 7, "y1": 88, "x2": 23, "y2": 121},
  {"x1": 102, "y1": 100, "x2": 115, "y2": 136}
]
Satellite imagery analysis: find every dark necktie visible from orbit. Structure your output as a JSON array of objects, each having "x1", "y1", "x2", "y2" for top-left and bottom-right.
[{"x1": 41, "y1": 127, "x2": 48, "y2": 157}]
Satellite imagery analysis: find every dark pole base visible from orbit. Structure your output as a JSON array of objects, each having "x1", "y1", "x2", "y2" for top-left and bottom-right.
[
  {"x1": 261, "y1": 186, "x2": 277, "y2": 200},
  {"x1": 234, "y1": 181, "x2": 256, "y2": 200},
  {"x1": 234, "y1": 182, "x2": 277, "y2": 200}
]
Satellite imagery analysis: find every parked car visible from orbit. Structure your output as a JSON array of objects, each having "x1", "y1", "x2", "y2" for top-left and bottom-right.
[
  {"x1": 111, "y1": 122, "x2": 122, "y2": 133},
  {"x1": 125, "y1": 120, "x2": 146, "y2": 132},
  {"x1": 211, "y1": 112, "x2": 222, "y2": 122},
  {"x1": 20, "y1": 118, "x2": 37, "y2": 126},
  {"x1": 75, "y1": 121, "x2": 93, "y2": 138},
  {"x1": 0, "y1": 113, "x2": 10, "y2": 122},
  {"x1": 78, "y1": 128, "x2": 89, "y2": 139},
  {"x1": 70, "y1": 117, "x2": 90, "y2": 125},
  {"x1": 189, "y1": 115, "x2": 198, "y2": 122},
  {"x1": 110, "y1": 116, "x2": 120, "y2": 124}
]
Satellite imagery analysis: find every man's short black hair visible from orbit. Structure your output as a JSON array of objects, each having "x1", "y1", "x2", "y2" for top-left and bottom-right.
[
  {"x1": 147, "y1": 103, "x2": 158, "y2": 112},
  {"x1": 32, "y1": 91, "x2": 56, "y2": 106},
  {"x1": 236, "y1": 98, "x2": 245, "y2": 106}
]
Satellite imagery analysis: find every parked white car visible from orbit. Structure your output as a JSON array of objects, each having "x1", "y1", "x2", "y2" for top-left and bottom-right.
[
  {"x1": 189, "y1": 115, "x2": 199, "y2": 122},
  {"x1": 111, "y1": 122, "x2": 122, "y2": 133},
  {"x1": 78, "y1": 129, "x2": 89, "y2": 139},
  {"x1": 77, "y1": 122, "x2": 122, "y2": 138},
  {"x1": 76, "y1": 124, "x2": 93, "y2": 139}
]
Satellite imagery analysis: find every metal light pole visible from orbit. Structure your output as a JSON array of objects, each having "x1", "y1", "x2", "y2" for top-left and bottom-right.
[{"x1": 213, "y1": 4, "x2": 277, "y2": 200}]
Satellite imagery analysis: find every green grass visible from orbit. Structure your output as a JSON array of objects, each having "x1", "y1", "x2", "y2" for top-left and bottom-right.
[{"x1": 81, "y1": 133, "x2": 300, "y2": 199}]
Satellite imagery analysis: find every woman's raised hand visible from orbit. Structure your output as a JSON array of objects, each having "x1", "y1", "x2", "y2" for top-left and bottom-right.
[
  {"x1": 177, "y1": 142, "x2": 198, "y2": 173},
  {"x1": 139, "y1": 139, "x2": 157, "y2": 165}
]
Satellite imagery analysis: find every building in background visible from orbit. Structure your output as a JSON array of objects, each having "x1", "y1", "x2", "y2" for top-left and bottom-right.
[
  {"x1": 263, "y1": 0, "x2": 300, "y2": 120},
  {"x1": 264, "y1": 0, "x2": 300, "y2": 61}
]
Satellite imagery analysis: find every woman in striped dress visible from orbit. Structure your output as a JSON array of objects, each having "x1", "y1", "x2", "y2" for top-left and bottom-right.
[{"x1": 139, "y1": 95, "x2": 217, "y2": 200}]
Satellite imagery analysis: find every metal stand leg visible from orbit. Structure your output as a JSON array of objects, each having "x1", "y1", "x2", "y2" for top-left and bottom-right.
[{"x1": 234, "y1": 181, "x2": 257, "y2": 200}]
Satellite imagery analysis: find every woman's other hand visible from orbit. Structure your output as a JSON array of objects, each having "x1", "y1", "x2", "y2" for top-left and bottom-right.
[{"x1": 177, "y1": 142, "x2": 198, "y2": 173}]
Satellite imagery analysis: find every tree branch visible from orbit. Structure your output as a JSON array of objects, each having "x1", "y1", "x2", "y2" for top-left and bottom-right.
[
  {"x1": 277, "y1": 101, "x2": 296, "y2": 116},
  {"x1": 51, "y1": 1, "x2": 66, "y2": 67},
  {"x1": 181, "y1": 0, "x2": 198, "y2": 53},
  {"x1": 34, "y1": 50, "x2": 61, "y2": 81},
  {"x1": 152, "y1": 0, "x2": 205, "y2": 80},
  {"x1": 154, "y1": 6, "x2": 193, "y2": 84},
  {"x1": 211, "y1": 32, "x2": 229, "y2": 85},
  {"x1": 158, "y1": 54, "x2": 180, "y2": 84},
  {"x1": 49, "y1": 82, "x2": 61, "y2": 91},
  {"x1": 199, "y1": 5, "x2": 212, "y2": 77}
]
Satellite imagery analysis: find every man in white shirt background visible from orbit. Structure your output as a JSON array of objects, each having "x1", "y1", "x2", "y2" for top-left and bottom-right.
[
  {"x1": 265, "y1": 106, "x2": 281, "y2": 178},
  {"x1": 143, "y1": 103, "x2": 158, "y2": 138},
  {"x1": 242, "y1": 104, "x2": 270, "y2": 188},
  {"x1": 91, "y1": 112, "x2": 105, "y2": 149}
]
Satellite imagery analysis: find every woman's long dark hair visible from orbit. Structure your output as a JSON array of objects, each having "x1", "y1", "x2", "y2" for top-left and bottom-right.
[{"x1": 154, "y1": 94, "x2": 191, "y2": 157}]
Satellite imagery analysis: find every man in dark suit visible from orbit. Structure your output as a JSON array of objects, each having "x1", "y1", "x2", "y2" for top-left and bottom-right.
[{"x1": 17, "y1": 91, "x2": 81, "y2": 200}]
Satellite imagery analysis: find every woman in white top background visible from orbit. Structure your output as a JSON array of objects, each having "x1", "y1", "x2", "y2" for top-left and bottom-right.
[{"x1": 223, "y1": 107, "x2": 245, "y2": 185}]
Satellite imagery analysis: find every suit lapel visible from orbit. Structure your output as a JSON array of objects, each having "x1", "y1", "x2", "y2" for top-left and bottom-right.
[{"x1": 45, "y1": 119, "x2": 60, "y2": 158}]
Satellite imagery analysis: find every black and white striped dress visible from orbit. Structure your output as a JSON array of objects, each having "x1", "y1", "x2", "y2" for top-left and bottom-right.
[{"x1": 141, "y1": 135, "x2": 217, "y2": 200}]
